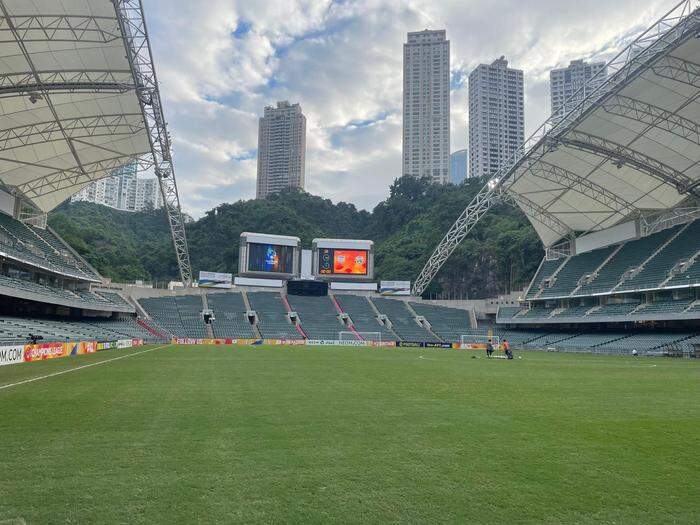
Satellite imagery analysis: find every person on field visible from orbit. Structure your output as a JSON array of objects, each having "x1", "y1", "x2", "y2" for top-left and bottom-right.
[
  {"x1": 503, "y1": 339, "x2": 513, "y2": 360},
  {"x1": 486, "y1": 340, "x2": 494, "y2": 358}
]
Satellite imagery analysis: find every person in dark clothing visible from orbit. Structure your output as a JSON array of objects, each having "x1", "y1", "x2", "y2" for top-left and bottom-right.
[{"x1": 486, "y1": 341, "x2": 494, "y2": 358}]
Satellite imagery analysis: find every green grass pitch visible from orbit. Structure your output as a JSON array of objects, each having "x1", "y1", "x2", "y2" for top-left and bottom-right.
[{"x1": 0, "y1": 344, "x2": 698, "y2": 524}]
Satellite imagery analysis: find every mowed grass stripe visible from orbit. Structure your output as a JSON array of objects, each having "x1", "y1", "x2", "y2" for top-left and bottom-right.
[
  {"x1": 0, "y1": 345, "x2": 698, "y2": 524},
  {"x1": 0, "y1": 343, "x2": 172, "y2": 391}
]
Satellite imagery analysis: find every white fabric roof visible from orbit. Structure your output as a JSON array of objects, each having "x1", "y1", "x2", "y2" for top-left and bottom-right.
[
  {"x1": 504, "y1": 12, "x2": 700, "y2": 246},
  {"x1": 0, "y1": 0, "x2": 150, "y2": 212}
]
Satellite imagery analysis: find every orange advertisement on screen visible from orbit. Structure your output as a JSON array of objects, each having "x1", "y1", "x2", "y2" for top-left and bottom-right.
[{"x1": 333, "y1": 250, "x2": 368, "y2": 275}]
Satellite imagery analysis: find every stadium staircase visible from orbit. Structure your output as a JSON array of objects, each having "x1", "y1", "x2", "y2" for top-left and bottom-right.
[
  {"x1": 329, "y1": 293, "x2": 362, "y2": 340},
  {"x1": 370, "y1": 298, "x2": 440, "y2": 342},
  {"x1": 206, "y1": 292, "x2": 257, "y2": 339},
  {"x1": 247, "y1": 292, "x2": 301, "y2": 339},
  {"x1": 404, "y1": 301, "x2": 444, "y2": 342},
  {"x1": 334, "y1": 294, "x2": 395, "y2": 342},
  {"x1": 200, "y1": 293, "x2": 215, "y2": 339},
  {"x1": 527, "y1": 258, "x2": 567, "y2": 300},
  {"x1": 616, "y1": 221, "x2": 698, "y2": 292},
  {"x1": 570, "y1": 244, "x2": 624, "y2": 296},
  {"x1": 286, "y1": 294, "x2": 345, "y2": 340},
  {"x1": 137, "y1": 317, "x2": 168, "y2": 340},
  {"x1": 240, "y1": 291, "x2": 262, "y2": 339},
  {"x1": 410, "y1": 302, "x2": 475, "y2": 343}
]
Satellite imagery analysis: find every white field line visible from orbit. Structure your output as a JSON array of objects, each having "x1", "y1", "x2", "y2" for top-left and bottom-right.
[{"x1": 0, "y1": 343, "x2": 172, "y2": 392}]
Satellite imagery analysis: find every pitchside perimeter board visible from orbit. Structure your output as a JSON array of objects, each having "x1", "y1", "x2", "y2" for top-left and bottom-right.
[
  {"x1": 312, "y1": 238, "x2": 374, "y2": 281},
  {"x1": 239, "y1": 232, "x2": 301, "y2": 279}
]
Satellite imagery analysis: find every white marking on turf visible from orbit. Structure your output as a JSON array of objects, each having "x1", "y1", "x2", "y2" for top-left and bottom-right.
[{"x1": 0, "y1": 344, "x2": 172, "y2": 392}]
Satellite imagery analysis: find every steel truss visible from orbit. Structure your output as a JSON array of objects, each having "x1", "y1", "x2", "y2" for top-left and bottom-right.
[
  {"x1": 411, "y1": 0, "x2": 700, "y2": 296},
  {"x1": 112, "y1": 0, "x2": 193, "y2": 286},
  {"x1": 15, "y1": 154, "x2": 154, "y2": 199},
  {"x1": 0, "y1": 114, "x2": 145, "y2": 152},
  {"x1": 651, "y1": 55, "x2": 700, "y2": 87},
  {"x1": 601, "y1": 94, "x2": 700, "y2": 145},
  {"x1": 0, "y1": 69, "x2": 134, "y2": 96},
  {"x1": 558, "y1": 130, "x2": 698, "y2": 195},
  {"x1": 525, "y1": 160, "x2": 639, "y2": 215},
  {"x1": 0, "y1": 15, "x2": 121, "y2": 44}
]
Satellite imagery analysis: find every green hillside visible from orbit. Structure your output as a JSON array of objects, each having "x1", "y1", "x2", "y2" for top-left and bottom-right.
[{"x1": 48, "y1": 176, "x2": 543, "y2": 298}]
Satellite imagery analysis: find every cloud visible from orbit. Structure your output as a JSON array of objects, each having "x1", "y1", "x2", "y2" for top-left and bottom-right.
[{"x1": 144, "y1": 0, "x2": 670, "y2": 217}]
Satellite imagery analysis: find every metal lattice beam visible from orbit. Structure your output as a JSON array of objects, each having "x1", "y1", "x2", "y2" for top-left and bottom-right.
[
  {"x1": 526, "y1": 160, "x2": 640, "y2": 215},
  {"x1": 651, "y1": 55, "x2": 700, "y2": 87},
  {"x1": 112, "y1": 0, "x2": 192, "y2": 287},
  {"x1": 14, "y1": 154, "x2": 153, "y2": 199},
  {"x1": 558, "y1": 130, "x2": 698, "y2": 194},
  {"x1": 412, "y1": 184, "x2": 501, "y2": 296},
  {"x1": 500, "y1": 190, "x2": 574, "y2": 240},
  {"x1": 601, "y1": 94, "x2": 700, "y2": 144},
  {"x1": 0, "y1": 114, "x2": 145, "y2": 152},
  {"x1": 0, "y1": 69, "x2": 134, "y2": 96},
  {"x1": 0, "y1": 15, "x2": 121, "y2": 43}
]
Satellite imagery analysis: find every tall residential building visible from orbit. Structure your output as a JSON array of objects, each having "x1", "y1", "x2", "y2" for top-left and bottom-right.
[
  {"x1": 135, "y1": 178, "x2": 164, "y2": 210},
  {"x1": 256, "y1": 101, "x2": 306, "y2": 199},
  {"x1": 402, "y1": 29, "x2": 450, "y2": 184},
  {"x1": 71, "y1": 163, "x2": 163, "y2": 211},
  {"x1": 450, "y1": 149, "x2": 469, "y2": 184},
  {"x1": 468, "y1": 57, "x2": 524, "y2": 179},
  {"x1": 550, "y1": 59, "x2": 607, "y2": 118}
]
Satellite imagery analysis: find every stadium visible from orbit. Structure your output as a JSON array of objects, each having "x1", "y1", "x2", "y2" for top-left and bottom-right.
[{"x1": 0, "y1": 1, "x2": 698, "y2": 523}]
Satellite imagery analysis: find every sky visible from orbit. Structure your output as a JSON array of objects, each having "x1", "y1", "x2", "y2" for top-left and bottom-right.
[{"x1": 143, "y1": 0, "x2": 672, "y2": 217}]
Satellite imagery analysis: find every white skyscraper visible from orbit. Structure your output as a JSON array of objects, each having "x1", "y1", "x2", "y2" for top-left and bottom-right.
[
  {"x1": 550, "y1": 59, "x2": 607, "y2": 118},
  {"x1": 402, "y1": 29, "x2": 450, "y2": 184},
  {"x1": 256, "y1": 101, "x2": 306, "y2": 199},
  {"x1": 468, "y1": 57, "x2": 524, "y2": 179}
]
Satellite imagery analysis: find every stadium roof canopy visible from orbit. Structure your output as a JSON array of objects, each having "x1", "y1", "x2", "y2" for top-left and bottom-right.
[
  {"x1": 0, "y1": 0, "x2": 153, "y2": 212},
  {"x1": 414, "y1": 0, "x2": 700, "y2": 295},
  {"x1": 505, "y1": 1, "x2": 700, "y2": 247},
  {"x1": 0, "y1": 0, "x2": 193, "y2": 285}
]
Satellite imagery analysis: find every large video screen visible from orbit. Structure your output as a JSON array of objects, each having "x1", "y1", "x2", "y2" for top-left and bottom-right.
[
  {"x1": 318, "y1": 248, "x2": 368, "y2": 275},
  {"x1": 247, "y1": 242, "x2": 294, "y2": 273}
]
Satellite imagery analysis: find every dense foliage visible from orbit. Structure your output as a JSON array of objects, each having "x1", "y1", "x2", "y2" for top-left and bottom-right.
[{"x1": 49, "y1": 176, "x2": 544, "y2": 298}]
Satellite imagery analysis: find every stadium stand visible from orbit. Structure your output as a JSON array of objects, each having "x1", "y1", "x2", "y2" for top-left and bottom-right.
[
  {"x1": 550, "y1": 305, "x2": 591, "y2": 319},
  {"x1": 617, "y1": 220, "x2": 700, "y2": 292},
  {"x1": 138, "y1": 296, "x2": 207, "y2": 337},
  {"x1": 496, "y1": 306, "x2": 524, "y2": 319},
  {"x1": 538, "y1": 245, "x2": 617, "y2": 299},
  {"x1": 664, "y1": 257, "x2": 700, "y2": 288},
  {"x1": 0, "y1": 315, "x2": 156, "y2": 345},
  {"x1": 247, "y1": 292, "x2": 300, "y2": 339},
  {"x1": 174, "y1": 296, "x2": 207, "y2": 338},
  {"x1": 575, "y1": 228, "x2": 679, "y2": 295},
  {"x1": 634, "y1": 298, "x2": 694, "y2": 316},
  {"x1": 519, "y1": 306, "x2": 555, "y2": 319},
  {"x1": 287, "y1": 295, "x2": 344, "y2": 340},
  {"x1": 525, "y1": 259, "x2": 564, "y2": 300},
  {"x1": 206, "y1": 293, "x2": 257, "y2": 339},
  {"x1": 370, "y1": 298, "x2": 440, "y2": 342},
  {"x1": 0, "y1": 274, "x2": 131, "y2": 311},
  {"x1": 587, "y1": 302, "x2": 641, "y2": 317},
  {"x1": 333, "y1": 294, "x2": 394, "y2": 342},
  {"x1": 0, "y1": 213, "x2": 99, "y2": 281},
  {"x1": 410, "y1": 302, "x2": 473, "y2": 342}
]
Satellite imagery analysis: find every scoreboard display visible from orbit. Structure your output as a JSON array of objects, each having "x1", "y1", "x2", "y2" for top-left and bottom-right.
[
  {"x1": 239, "y1": 232, "x2": 300, "y2": 278},
  {"x1": 318, "y1": 248, "x2": 368, "y2": 275},
  {"x1": 313, "y1": 239, "x2": 373, "y2": 280},
  {"x1": 247, "y1": 242, "x2": 295, "y2": 274}
]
